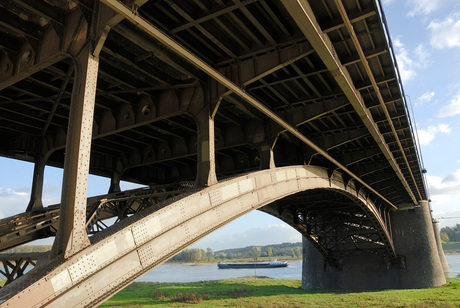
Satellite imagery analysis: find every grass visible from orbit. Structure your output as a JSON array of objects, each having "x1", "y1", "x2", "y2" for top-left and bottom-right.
[{"x1": 101, "y1": 276, "x2": 460, "y2": 307}]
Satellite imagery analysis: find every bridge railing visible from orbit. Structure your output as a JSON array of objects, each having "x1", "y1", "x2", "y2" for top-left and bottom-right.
[{"x1": 376, "y1": 0, "x2": 428, "y2": 194}]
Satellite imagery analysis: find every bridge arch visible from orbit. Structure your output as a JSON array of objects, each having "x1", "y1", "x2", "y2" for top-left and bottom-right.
[{"x1": 0, "y1": 165, "x2": 395, "y2": 307}]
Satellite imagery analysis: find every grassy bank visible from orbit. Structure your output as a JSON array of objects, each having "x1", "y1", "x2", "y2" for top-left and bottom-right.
[{"x1": 101, "y1": 276, "x2": 460, "y2": 307}]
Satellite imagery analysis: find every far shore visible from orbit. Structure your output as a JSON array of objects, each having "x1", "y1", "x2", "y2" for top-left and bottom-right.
[
  {"x1": 444, "y1": 251, "x2": 460, "y2": 255},
  {"x1": 166, "y1": 253, "x2": 460, "y2": 265},
  {"x1": 166, "y1": 258, "x2": 303, "y2": 266}
]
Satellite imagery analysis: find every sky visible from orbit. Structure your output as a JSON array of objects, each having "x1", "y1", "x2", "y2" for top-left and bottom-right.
[
  {"x1": 381, "y1": 0, "x2": 460, "y2": 229},
  {"x1": 1, "y1": 0, "x2": 460, "y2": 251}
]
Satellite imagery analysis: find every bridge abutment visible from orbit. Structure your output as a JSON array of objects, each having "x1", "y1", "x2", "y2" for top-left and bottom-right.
[{"x1": 302, "y1": 200, "x2": 446, "y2": 289}]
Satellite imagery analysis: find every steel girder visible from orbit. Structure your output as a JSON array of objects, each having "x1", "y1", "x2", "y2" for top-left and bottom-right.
[{"x1": 0, "y1": 184, "x2": 189, "y2": 253}]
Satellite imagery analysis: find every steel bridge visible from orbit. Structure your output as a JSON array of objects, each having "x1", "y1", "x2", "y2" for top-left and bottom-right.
[{"x1": 0, "y1": 0, "x2": 446, "y2": 306}]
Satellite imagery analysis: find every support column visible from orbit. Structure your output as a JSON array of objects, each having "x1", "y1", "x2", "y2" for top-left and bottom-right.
[
  {"x1": 256, "y1": 122, "x2": 276, "y2": 170},
  {"x1": 432, "y1": 219, "x2": 450, "y2": 273},
  {"x1": 109, "y1": 154, "x2": 125, "y2": 193},
  {"x1": 258, "y1": 145, "x2": 276, "y2": 169},
  {"x1": 301, "y1": 200, "x2": 446, "y2": 289},
  {"x1": 195, "y1": 104, "x2": 218, "y2": 188},
  {"x1": 51, "y1": 46, "x2": 99, "y2": 258},
  {"x1": 26, "y1": 141, "x2": 47, "y2": 211}
]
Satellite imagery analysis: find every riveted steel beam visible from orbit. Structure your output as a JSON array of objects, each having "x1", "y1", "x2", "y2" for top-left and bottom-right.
[
  {"x1": 281, "y1": 0, "x2": 416, "y2": 206},
  {"x1": 101, "y1": 0, "x2": 396, "y2": 209},
  {"x1": 333, "y1": 0, "x2": 421, "y2": 201},
  {"x1": 50, "y1": 47, "x2": 99, "y2": 259}
]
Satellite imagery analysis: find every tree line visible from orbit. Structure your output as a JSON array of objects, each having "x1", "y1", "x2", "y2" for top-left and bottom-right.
[
  {"x1": 440, "y1": 225, "x2": 460, "y2": 242},
  {"x1": 169, "y1": 242, "x2": 302, "y2": 263},
  {"x1": 3, "y1": 245, "x2": 52, "y2": 253}
]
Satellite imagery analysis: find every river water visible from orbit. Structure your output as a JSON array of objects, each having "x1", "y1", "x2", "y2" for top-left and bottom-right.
[
  {"x1": 138, "y1": 254, "x2": 460, "y2": 283},
  {"x1": 445, "y1": 254, "x2": 460, "y2": 278}
]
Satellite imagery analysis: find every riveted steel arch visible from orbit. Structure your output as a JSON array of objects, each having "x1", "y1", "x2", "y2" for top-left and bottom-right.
[
  {"x1": 261, "y1": 173, "x2": 396, "y2": 267},
  {"x1": 0, "y1": 165, "x2": 395, "y2": 307}
]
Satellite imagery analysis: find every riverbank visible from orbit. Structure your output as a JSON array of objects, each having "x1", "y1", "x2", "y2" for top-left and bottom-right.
[
  {"x1": 102, "y1": 276, "x2": 460, "y2": 307},
  {"x1": 166, "y1": 257, "x2": 302, "y2": 266}
]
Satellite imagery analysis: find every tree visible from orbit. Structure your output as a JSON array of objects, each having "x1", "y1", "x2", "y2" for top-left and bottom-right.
[
  {"x1": 440, "y1": 232, "x2": 449, "y2": 242},
  {"x1": 206, "y1": 248, "x2": 214, "y2": 261},
  {"x1": 441, "y1": 227, "x2": 457, "y2": 242},
  {"x1": 267, "y1": 247, "x2": 273, "y2": 258},
  {"x1": 295, "y1": 246, "x2": 302, "y2": 258},
  {"x1": 179, "y1": 248, "x2": 206, "y2": 262},
  {"x1": 252, "y1": 246, "x2": 261, "y2": 259},
  {"x1": 290, "y1": 248, "x2": 296, "y2": 258}
]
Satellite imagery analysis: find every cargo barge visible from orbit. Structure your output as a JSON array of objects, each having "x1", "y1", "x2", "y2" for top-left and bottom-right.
[{"x1": 217, "y1": 260, "x2": 288, "y2": 269}]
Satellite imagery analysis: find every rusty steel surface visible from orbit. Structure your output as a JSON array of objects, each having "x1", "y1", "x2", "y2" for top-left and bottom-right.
[
  {"x1": 0, "y1": 0, "x2": 430, "y2": 306},
  {"x1": 0, "y1": 166, "x2": 395, "y2": 306}
]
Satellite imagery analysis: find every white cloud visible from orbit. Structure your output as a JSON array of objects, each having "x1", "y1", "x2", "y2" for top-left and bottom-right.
[
  {"x1": 414, "y1": 44, "x2": 431, "y2": 64},
  {"x1": 393, "y1": 39, "x2": 429, "y2": 82},
  {"x1": 417, "y1": 91, "x2": 435, "y2": 105},
  {"x1": 416, "y1": 124, "x2": 451, "y2": 145},
  {"x1": 393, "y1": 38, "x2": 416, "y2": 81},
  {"x1": 0, "y1": 188, "x2": 30, "y2": 219},
  {"x1": 427, "y1": 170, "x2": 460, "y2": 228},
  {"x1": 428, "y1": 170, "x2": 460, "y2": 195},
  {"x1": 406, "y1": 0, "x2": 443, "y2": 16},
  {"x1": 439, "y1": 92, "x2": 460, "y2": 117},
  {"x1": 382, "y1": 0, "x2": 396, "y2": 5},
  {"x1": 428, "y1": 14, "x2": 460, "y2": 49},
  {"x1": 0, "y1": 183, "x2": 61, "y2": 219}
]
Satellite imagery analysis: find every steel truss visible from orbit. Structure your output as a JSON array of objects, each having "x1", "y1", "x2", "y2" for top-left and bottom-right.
[{"x1": 0, "y1": 183, "x2": 193, "y2": 254}]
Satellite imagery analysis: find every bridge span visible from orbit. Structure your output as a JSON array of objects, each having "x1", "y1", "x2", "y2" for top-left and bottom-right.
[{"x1": 0, "y1": 0, "x2": 448, "y2": 306}]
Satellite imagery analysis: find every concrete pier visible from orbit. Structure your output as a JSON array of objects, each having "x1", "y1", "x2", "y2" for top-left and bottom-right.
[
  {"x1": 302, "y1": 200, "x2": 446, "y2": 289},
  {"x1": 432, "y1": 219, "x2": 450, "y2": 273}
]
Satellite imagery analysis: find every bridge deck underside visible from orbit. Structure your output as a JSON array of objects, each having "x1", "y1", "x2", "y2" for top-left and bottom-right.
[{"x1": 0, "y1": 0, "x2": 426, "y2": 209}]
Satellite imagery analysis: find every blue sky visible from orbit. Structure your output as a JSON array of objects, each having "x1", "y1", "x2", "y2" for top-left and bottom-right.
[
  {"x1": 381, "y1": 0, "x2": 460, "y2": 229},
  {"x1": 1, "y1": 0, "x2": 460, "y2": 250}
]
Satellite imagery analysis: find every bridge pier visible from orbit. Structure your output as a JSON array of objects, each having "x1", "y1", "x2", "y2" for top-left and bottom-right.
[
  {"x1": 302, "y1": 200, "x2": 446, "y2": 289},
  {"x1": 432, "y1": 219, "x2": 449, "y2": 273}
]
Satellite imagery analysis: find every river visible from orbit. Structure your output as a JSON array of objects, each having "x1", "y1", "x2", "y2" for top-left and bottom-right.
[
  {"x1": 445, "y1": 254, "x2": 460, "y2": 278},
  {"x1": 137, "y1": 254, "x2": 460, "y2": 283}
]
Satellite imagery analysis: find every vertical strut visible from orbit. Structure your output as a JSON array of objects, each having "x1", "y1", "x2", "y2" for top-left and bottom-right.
[
  {"x1": 195, "y1": 102, "x2": 218, "y2": 187},
  {"x1": 26, "y1": 140, "x2": 47, "y2": 211},
  {"x1": 51, "y1": 46, "x2": 99, "y2": 258}
]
